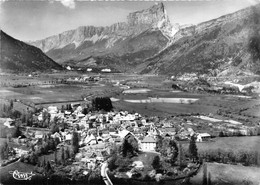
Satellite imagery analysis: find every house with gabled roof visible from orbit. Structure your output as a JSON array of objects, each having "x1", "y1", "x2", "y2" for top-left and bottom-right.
[
  {"x1": 141, "y1": 136, "x2": 156, "y2": 151},
  {"x1": 35, "y1": 130, "x2": 44, "y2": 139}
]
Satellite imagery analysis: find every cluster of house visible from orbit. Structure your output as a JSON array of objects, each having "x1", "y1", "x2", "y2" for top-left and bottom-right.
[
  {"x1": 172, "y1": 73, "x2": 198, "y2": 81},
  {"x1": 1, "y1": 118, "x2": 15, "y2": 128},
  {"x1": 66, "y1": 76, "x2": 100, "y2": 83},
  {"x1": 37, "y1": 105, "x2": 215, "y2": 150},
  {"x1": 213, "y1": 123, "x2": 260, "y2": 136},
  {"x1": 8, "y1": 101, "x2": 259, "y2": 169}
]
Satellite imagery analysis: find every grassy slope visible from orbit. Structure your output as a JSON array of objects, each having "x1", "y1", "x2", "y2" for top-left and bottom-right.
[
  {"x1": 182, "y1": 136, "x2": 260, "y2": 155},
  {"x1": 132, "y1": 151, "x2": 160, "y2": 176},
  {"x1": 0, "y1": 161, "x2": 44, "y2": 184},
  {"x1": 191, "y1": 162, "x2": 260, "y2": 185},
  {"x1": 0, "y1": 30, "x2": 62, "y2": 72}
]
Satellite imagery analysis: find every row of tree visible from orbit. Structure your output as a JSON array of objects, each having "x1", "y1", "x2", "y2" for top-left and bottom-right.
[
  {"x1": 0, "y1": 100, "x2": 21, "y2": 119},
  {"x1": 198, "y1": 149, "x2": 259, "y2": 166}
]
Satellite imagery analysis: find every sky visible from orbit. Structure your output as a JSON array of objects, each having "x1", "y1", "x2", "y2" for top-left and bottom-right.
[{"x1": 0, "y1": 0, "x2": 260, "y2": 41}]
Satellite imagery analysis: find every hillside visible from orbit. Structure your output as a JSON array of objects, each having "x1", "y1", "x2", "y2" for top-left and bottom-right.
[
  {"x1": 140, "y1": 4, "x2": 260, "y2": 76},
  {"x1": 0, "y1": 30, "x2": 62, "y2": 73}
]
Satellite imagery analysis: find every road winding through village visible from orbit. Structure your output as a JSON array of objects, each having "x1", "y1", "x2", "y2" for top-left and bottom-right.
[{"x1": 101, "y1": 161, "x2": 113, "y2": 185}]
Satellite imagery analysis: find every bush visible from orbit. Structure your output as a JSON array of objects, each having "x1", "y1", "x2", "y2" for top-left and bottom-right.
[
  {"x1": 108, "y1": 155, "x2": 118, "y2": 171},
  {"x1": 115, "y1": 156, "x2": 133, "y2": 172},
  {"x1": 152, "y1": 155, "x2": 161, "y2": 170},
  {"x1": 88, "y1": 169, "x2": 102, "y2": 184}
]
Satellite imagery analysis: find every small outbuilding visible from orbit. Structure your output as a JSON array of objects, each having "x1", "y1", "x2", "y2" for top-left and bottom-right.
[{"x1": 196, "y1": 133, "x2": 211, "y2": 142}]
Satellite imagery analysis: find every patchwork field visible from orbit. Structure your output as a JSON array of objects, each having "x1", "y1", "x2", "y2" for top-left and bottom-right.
[{"x1": 1, "y1": 73, "x2": 259, "y2": 123}]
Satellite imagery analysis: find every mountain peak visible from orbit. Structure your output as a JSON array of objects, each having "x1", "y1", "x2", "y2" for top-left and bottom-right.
[{"x1": 127, "y1": 2, "x2": 167, "y2": 27}]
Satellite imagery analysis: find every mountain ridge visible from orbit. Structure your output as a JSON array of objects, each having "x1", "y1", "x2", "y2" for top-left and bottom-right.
[
  {"x1": 28, "y1": 2, "x2": 176, "y2": 72},
  {"x1": 28, "y1": 3, "x2": 260, "y2": 76},
  {"x1": 30, "y1": 3, "x2": 175, "y2": 53}
]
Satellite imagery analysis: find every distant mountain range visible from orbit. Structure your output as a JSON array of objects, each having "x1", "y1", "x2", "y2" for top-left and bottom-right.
[
  {"x1": 0, "y1": 30, "x2": 62, "y2": 73},
  {"x1": 2, "y1": 3, "x2": 260, "y2": 75},
  {"x1": 29, "y1": 3, "x2": 178, "y2": 72}
]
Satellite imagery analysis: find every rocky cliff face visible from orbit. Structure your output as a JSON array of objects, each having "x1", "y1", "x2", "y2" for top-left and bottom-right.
[
  {"x1": 139, "y1": 4, "x2": 260, "y2": 76},
  {"x1": 0, "y1": 30, "x2": 62, "y2": 72},
  {"x1": 29, "y1": 3, "x2": 177, "y2": 71}
]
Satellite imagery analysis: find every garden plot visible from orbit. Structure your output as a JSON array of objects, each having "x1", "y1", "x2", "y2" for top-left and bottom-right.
[
  {"x1": 225, "y1": 95, "x2": 252, "y2": 99},
  {"x1": 110, "y1": 97, "x2": 120, "y2": 102},
  {"x1": 194, "y1": 116, "x2": 243, "y2": 125},
  {"x1": 123, "y1": 88, "x2": 151, "y2": 94},
  {"x1": 124, "y1": 97, "x2": 198, "y2": 104},
  {"x1": 29, "y1": 97, "x2": 43, "y2": 100},
  {"x1": 225, "y1": 119, "x2": 243, "y2": 125},
  {"x1": 194, "y1": 116, "x2": 223, "y2": 122}
]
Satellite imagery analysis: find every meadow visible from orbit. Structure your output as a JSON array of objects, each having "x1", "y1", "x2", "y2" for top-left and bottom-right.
[
  {"x1": 183, "y1": 136, "x2": 260, "y2": 154},
  {"x1": 190, "y1": 162, "x2": 260, "y2": 185}
]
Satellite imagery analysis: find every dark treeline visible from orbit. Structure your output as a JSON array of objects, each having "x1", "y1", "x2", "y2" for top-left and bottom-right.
[
  {"x1": 91, "y1": 97, "x2": 113, "y2": 112},
  {"x1": 198, "y1": 149, "x2": 259, "y2": 166}
]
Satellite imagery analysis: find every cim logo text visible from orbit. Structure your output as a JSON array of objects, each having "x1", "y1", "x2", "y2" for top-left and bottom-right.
[{"x1": 9, "y1": 170, "x2": 35, "y2": 180}]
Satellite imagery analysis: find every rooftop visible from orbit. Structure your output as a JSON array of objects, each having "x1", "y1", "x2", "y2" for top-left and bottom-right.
[{"x1": 142, "y1": 136, "x2": 156, "y2": 143}]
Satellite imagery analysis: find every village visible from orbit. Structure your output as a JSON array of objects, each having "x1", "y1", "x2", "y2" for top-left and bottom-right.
[{"x1": 1, "y1": 97, "x2": 259, "y2": 169}]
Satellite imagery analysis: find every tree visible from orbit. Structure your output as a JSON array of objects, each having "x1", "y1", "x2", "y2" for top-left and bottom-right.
[
  {"x1": 65, "y1": 147, "x2": 70, "y2": 160},
  {"x1": 121, "y1": 134, "x2": 139, "y2": 157},
  {"x1": 10, "y1": 100, "x2": 14, "y2": 109},
  {"x1": 219, "y1": 131, "x2": 225, "y2": 137},
  {"x1": 7, "y1": 133, "x2": 12, "y2": 142},
  {"x1": 54, "y1": 150, "x2": 58, "y2": 164},
  {"x1": 45, "y1": 161, "x2": 53, "y2": 177},
  {"x1": 50, "y1": 123, "x2": 59, "y2": 134},
  {"x1": 121, "y1": 139, "x2": 132, "y2": 157},
  {"x1": 152, "y1": 155, "x2": 161, "y2": 171},
  {"x1": 82, "y1": 107, "x2": 88, "y2": 115},
  {"x1": 156, "y1": 137, "x2": 178, "y2": 166},
  {"x1": 178, "y1": 142, "x2": 185, "y2": 167},
  {"x1": 47, "y1": 138, "x2": 56, "y2": 150},
  {"x1": 189, "y1": 135, "x2": 198, "y2": 162},
  {"x1": 91, "y1": 97, "x2": 113, "y2": 112},
  {"x1": 72, "y1": 131, "x2": 79, "y2": 154},
  {"x1": 155, "y1": 135, "x2": 163, "y2": 152},
  {"x1": 21, "y1": 114, "x2": 26, "y2": 124},
  {"x1": 12, "y1": 110, "x2": 21, "y2": 119},
  {"x1": 29, "y1": 152, "x2": 38, "y2": 165},
  {"x1": 0, "y1": 142, "x2": 9, "y2": 160},
  {"x1": 202, "y1": 163, "x2": 207, "y2": 185},
  {"x1": 61, "y1": 105, "x2": 65, "y2": 113},
  {"x1": 108, "y1": 154, "x2": 118, "y2": 171},
  {"x1": 41, "y1": 157, "x2": 46, "y2": 168},
  {"x1": 54, "y1": 137, "x2": 60, "y2": 146},
  {"x1": 3, "y1": 104, "x2": 7, "y2": 113},
  {"x1": 61, "y1": 147, "x2": 65, "y2": 165},
  {"x1": 208, "y1": 172, "x2": 212, "y2": 185}
]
